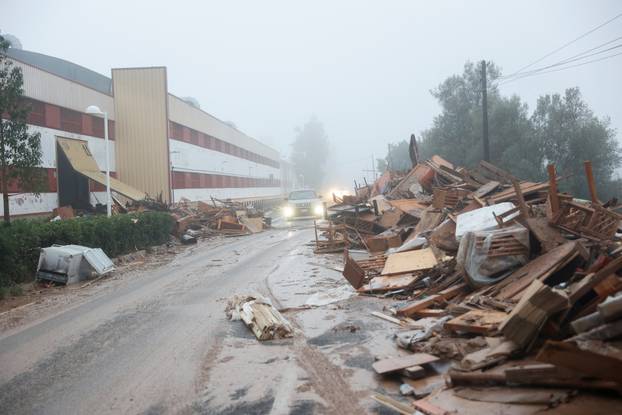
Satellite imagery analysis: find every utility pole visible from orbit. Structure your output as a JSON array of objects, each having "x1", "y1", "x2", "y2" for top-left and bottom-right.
[
  {"x1": 371, "y1": 154, "x2": 377, "y2": 180},
  {"x1": 481, "y1": 60, "x2": 490, "y2": 162}
]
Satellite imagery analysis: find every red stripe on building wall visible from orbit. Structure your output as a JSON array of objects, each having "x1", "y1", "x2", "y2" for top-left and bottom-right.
[
  {"x1": 3, "y1": 167, "x2": 117, "y2": 194},
  {"x1": 22, "y1": 98, "x2": 115, "y2": 140},
  {"x1": 171, "y1": 171, "x2": 280, "y2": 190},
  {"x1": 169, "y1": 121, "x2": 279, "y2": 169}
]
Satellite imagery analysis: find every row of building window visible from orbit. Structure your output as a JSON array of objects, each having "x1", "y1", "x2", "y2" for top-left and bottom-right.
[
  {"x1": 23, "y1": 98, "x2": 115, "y2": 140},
  {"x1": 169, "y1": 121, "x2": 280, "y2": 169},
  {"x1": 172, "y1": 171, "x2": 280, "y2": 189}
]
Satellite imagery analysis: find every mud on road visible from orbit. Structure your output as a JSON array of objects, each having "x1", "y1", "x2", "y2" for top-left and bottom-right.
[{"x1": 0, "y1": 222, "x2": 403, "y2": 414}]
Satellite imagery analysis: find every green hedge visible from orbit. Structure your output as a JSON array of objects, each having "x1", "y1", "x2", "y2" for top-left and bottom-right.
[{"x1": 0, "y1": 212, "x2": 174, "y2": 288}]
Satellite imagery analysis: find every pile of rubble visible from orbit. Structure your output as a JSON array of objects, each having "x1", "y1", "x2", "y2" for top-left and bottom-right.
[
  {"x1": 170, "y1": 197, "x2": 270, "y2": 243},
  {"x1": 317, "y1": 155, "x2": 622, "y2": 413}
]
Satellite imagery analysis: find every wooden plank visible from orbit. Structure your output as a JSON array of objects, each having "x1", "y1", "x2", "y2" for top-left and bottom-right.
[
  {"x1": 342, "y1": 253, "x2": 366, "y2": 289},
  {"x1": 536, "y1": 340, "x2": 622, "y2": 384},
  {"x1": 381, "y1": 248, "x2": 438, "y2": 276},
  {"x1": 402, "y1": 365, "x2": 426, "y2": 379},
  {"x1": 396, "y1": 295, "x2": 442, "y2": 317},
  {"x1": 413, "y1": 308, "x2": 448, "y2": 318},
  {"x1": 445, "y1": 309, "x2": 507, "y2": 334},
  {"x1": 359, "y1": 274, "x2": 418, "y2": 293},
  {"x1": 547, "y1": 164, "x2": 560, "y2": 215},
  {"x1": 438, "y1": 282, "x2": 467, "y2": 300},
  {"x1": 412, "y1": 398, "x2": 449, "y2": 415},
  {"x1": 568, "y1": 256, "x2": 622, "y2": 303},
  {"x1": 512, "y1": 180, "x2": 530, "y2": 219},
  {"x1": 500, "y1": 280, "x2": 569, "y2": 349},
  {"x1": 472, "y1": 181, "x2": 500, "y2": 199},
  {"x1": 371, "y1": 394, "x2": 416, "y2": 415},
  {"x1": 370, "y1": 311, "x2": 405, "y2": 326},
  {"x1": 372, "y1": 353, "x2": 439, "y2": 375},
  {"x1": 583, "y1": 160, "x2": 600, "y2": 204},
  {"x1": 525, "y1": 217, "x2": 565, "y2": 252},
  {"x1": 494, "y1": 241, "x2": 580, "y2": 300}
]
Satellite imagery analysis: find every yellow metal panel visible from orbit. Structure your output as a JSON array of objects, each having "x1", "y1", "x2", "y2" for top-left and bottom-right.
[
  {"x1": 112, "y1": 67, "x2": 170, "y2": 202},
  {"x1": 57, "y1": 138, "x2": 146, "y2": 201}
]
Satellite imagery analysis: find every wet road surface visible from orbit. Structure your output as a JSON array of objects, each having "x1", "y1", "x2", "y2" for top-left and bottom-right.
[{"x1": 0, "y1": 223, "x2": 396, "y2": 414}]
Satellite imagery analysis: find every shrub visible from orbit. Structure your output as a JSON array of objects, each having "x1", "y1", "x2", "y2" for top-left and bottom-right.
[{"x1": 0, "y1": 212, "x2": 174, "y2": 287}]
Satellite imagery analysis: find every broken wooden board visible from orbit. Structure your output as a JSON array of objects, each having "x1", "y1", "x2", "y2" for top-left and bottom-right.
[
  {"x1": 414, "y1": 207, "x2": 445, "y2": 233},
  {"x1": 226, "y1": 294, "x2": 293, "y2": 341},
  {"x1": 493, "y1": 241, "x2": 584, "y2": 301},
  {"x1": 568, "y1": 256, "x2": 622, "y2": 304},
  {"x1": 445, "y1": 309, "x2": 508, "y2": 335},
  {"x1": 381, "y1": 248, "x2": 438, "y2": 276},
  {"x1": 402, "y1": 365, "x2": 426, "y2": 379},
  {"x1": 452, "y1": 387, "x2": 574, "y2": 405},
  {"x1": 412, "y1": 308, "x2": 448, "y2": 318},
  {"x1": 500, "y1": 279, "x2": 568, "y2": 350},
  {"x1": 401, "y1": 374, "x2": 445, "y2": 398},
  {"x1": 358, "y1": 274, "x2": 418, "y2": 293},
  {"x1": 342, "y1": 253, "x2": 366, "y2": 289},
  {"x1": 536, "y1": 340, "x2": 622, "y2": 384},
  {"x1": 238, "y1": 216, "x2": 263, "y2": 233},
  {"x1": 371, "y1": 394, "x2": 416, "y2": 415},
  {"x1": 378, "y1": 208, "x2": 404, "y2": 228},
  {"x1": 372, "y1": 353, "x2": 439, "y2": 375},
  {"x1": 472, "y1": 181, "x2": 500, "y2": 199},
  {"x1": 388, "y1": 199, "x2": 428, "y2": 217},
  {"x1": 396, "y1": 295, "x2": 442, "y2": 317},
  {"x1": 524, "y1": 217, "x2": 566, "y2": 253}
]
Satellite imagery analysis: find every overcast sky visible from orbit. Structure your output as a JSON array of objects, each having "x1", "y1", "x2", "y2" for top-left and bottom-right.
[{"x1": 2, "y1": 1, "x2": 621, "y2": 186}]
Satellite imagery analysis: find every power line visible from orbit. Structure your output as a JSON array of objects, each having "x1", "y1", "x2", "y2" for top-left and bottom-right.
[
  {"x1": 554, "y1": 35, "x2": 622, "y2": 65},
  {"x1": 498, "y1": 51, "x2": 622, "y2": 85},
  {"x1": 503, "y1": 12, "x2": 622, "y2": 79},
  {"x1": 499, "y1": 42, "x2": 622, "y2": 81}
]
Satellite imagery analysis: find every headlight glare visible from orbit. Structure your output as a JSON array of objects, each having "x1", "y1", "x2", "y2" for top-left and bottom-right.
[{"x1": 283, "y1": 206, "x2": 294, "y2": 217}]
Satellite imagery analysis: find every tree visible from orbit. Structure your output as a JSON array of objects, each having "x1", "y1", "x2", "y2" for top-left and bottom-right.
[
  {"x1": 383, "y1": 62, "x2": 620, "y2": 199},
  {"x1": 290, "y1": 116, "x2": 329, "y2": 189},
  {"x1": 0, "y1": 36, "x2": 42, "y2": 224},
  {"x1": 532, "y1": 87, "x2": 620, "y2": 199},
  {"x1": 377, "y1": 140, "x2": 411, "y2": 172},
  {"x1": 419, "y1": 61, "x2": 543, "y2": 179}
]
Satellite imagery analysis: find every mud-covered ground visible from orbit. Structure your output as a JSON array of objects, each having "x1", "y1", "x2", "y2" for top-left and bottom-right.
[{"x1": 0, "y1": 221, "x2": 407, "y2": 414}]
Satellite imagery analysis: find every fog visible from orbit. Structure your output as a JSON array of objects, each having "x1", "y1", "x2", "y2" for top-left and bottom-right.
[{"x1": 2, "y1": 0, "x2": 621, "y2": 186}]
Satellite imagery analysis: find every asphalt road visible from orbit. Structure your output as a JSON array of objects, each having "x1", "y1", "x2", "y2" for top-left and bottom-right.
[{"x1": 0, "y1": 222, "x2": 371, "y2": 415}]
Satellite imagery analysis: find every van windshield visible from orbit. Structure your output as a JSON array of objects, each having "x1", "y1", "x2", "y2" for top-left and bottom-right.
[{"x1": 288, "y1": 190, "x2": 317, "y2": 200}]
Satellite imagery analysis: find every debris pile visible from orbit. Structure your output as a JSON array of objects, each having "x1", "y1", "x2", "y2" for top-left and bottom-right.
[
  {"x1": 226, "y1": 294, "x2": 294, "y2": 340},
  {"x1": 170, "y1": 197, "x2": 270, "y2": 242},
  {"x1": 322, "y1": 156, "x2": 622, "y2": 412}
]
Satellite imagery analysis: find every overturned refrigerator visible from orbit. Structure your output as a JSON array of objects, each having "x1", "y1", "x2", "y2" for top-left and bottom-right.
[{"x1": 37, "y1": 244, "x2": 115, "y2": 284}]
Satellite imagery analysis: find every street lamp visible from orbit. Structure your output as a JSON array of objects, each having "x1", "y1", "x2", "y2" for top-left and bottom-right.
[
  {"x1": 170, "y1": 150, "x2": 181, "y2": 204},
  {"x1": 85, "y1": 105, "x2": 111, "y2": 217}
]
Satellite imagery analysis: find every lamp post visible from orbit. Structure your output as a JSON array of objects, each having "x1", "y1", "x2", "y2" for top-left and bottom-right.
[
  {"x1": 85, "y1": 105, "x2": 111, "y2": 217},
  {"x1": 170, "y1": 150, "x2": 181, "y2": 204}
]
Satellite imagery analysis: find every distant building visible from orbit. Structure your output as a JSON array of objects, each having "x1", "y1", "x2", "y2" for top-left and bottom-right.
[{"x1": 1, "y1": 48, "x2": 290, "y2": 217}]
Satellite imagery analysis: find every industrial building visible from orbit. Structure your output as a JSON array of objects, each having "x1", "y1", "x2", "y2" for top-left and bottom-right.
[{"x1": 1, "y1": 48, "x2": 294, "y2": 217}]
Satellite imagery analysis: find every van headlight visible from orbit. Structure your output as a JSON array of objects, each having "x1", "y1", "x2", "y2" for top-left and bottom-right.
[
  {"x1": 313, "y1": 204, "x2": 324, "y2": 215},
  {"x1": 283, "y1": 205, "x2": 294, "y2": 218}
]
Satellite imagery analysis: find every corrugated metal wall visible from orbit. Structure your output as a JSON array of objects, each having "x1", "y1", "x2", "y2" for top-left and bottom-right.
[
  {"x1": 167, "y1": 95, "x2": 279, "y2": 161},
  {"x1": 112, "y1": 67, "x2": 170, "y2": 202},
  {"x1": 14, "y1": 60, "x2": 115, "y2": 118}
]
